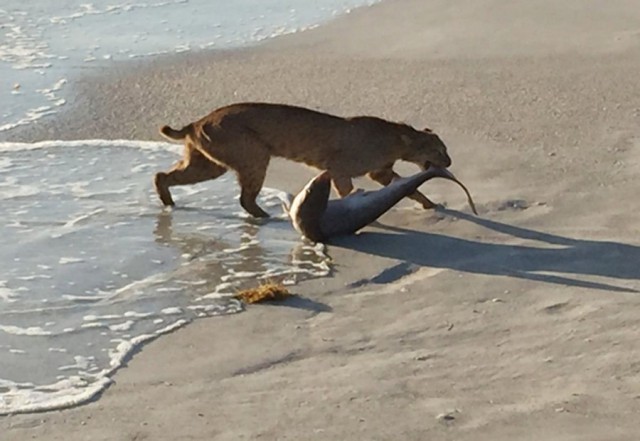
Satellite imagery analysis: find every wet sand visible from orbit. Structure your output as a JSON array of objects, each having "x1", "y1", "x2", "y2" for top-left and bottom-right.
[{"x1": 3, "y1": 0, "x2": 640, "y2": 439}]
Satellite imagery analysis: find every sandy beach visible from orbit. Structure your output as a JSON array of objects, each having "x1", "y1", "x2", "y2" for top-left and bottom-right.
[{"x1": 3, "y1": 0, "x2": 640, "y2": 439}]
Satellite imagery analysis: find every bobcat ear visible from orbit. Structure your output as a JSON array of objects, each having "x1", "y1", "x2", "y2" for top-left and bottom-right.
[{"x1": 401, "y1": 135, "x2": 412, "y2": 145}]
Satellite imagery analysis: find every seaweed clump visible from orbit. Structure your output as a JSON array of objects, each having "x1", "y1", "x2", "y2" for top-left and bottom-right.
[{"x1": 234, "y1": 282, "x2": 292, "y2": 304}]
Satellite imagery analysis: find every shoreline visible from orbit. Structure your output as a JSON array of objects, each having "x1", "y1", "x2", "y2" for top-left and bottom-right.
[
  {"x1": 4, "y1": 0, "x2": 640, "y2": 145},
  {"x1": 3, "y1": 0, "x2": 640, "y2": 439},
  {"x1": 4, "y1": 48, "x2": 639, "y2": 144}
]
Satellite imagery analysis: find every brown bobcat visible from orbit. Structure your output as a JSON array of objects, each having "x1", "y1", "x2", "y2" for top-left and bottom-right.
[{"x1": 155, "y1": 102, "x2": 452, "y2": 217}]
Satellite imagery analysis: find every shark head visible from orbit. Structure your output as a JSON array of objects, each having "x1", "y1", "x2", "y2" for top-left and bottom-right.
[{"x1": 287, "y1": 171, "x2": 332, "y2": 242}]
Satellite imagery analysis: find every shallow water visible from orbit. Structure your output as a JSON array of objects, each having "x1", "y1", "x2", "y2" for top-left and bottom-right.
[
  {"x1": 0, "y1": 0, "x2": 379, "y2": 132},
  {"x1": 0, "y1": 0, "x2": 383, "y2": 415},
  {"x1": 0, "y1": 140, "x2": 330, "y2": 414}
]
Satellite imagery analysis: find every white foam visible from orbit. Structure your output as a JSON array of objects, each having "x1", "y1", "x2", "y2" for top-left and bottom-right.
[
  {"x1": 16, "y1": 275, "x2": 52, "y2": 281},
  {"x1": 0, "y1": 76, "x2": 68, "y2": 132},
  {"x1": 49, "y1": 1, "x2": 190, "y2": 25},
  {"x1": 63, "y1": 208, "x2": 107, "y2": 228},
  {"x1": 103, "y1": 273, "x2": 173, "y2": 302},
  {"x1": 108, "y1": 320, "x2": 134, "y2": 331},
  {"x1": 0, "y1": 375, "x2": 112, "y2": 416},
  {"x1": 187, "y1": 301, "x2": 244, "y2": 316},
  {"x1": 80, "y1": 322, "x2": 105, "y2": 329},
  {"x1": 0, "y1": 325, "x2": 51, "y2": 336},
  {"x1": 0, "y1": 282, "x2": 18, "y2": 303},
  {"x1": 123, "y1": 311, "x2": 154, "y2": 318},
  {"x1": 0, "y1": 178, "x2": 41, "y2": 199},
  {"x1": 0, "y1": 20, "x2": 52, "y2": 69},
  {"x1": 220, "y1": 270, "x2": 263, "y2": 282},
  {"x1": 222, "y1": 243, "x2": 255, "y2": 254},
  {"x1": 59, "y1": 355, "x2": 95, "y2": 372},
  {"x1": 58, "y1": 257, "x2": 85, "y2": 265},
  {"x1": 83, "y1": 314, "x2": 122, "y2": 321},
  {"x1": 61, "y1": 294, "x2": 99, "y2": 302},
  {"x1": 37, "y1": 78, "x2": 67, "y2": 98},
  {"x1": 0, "y1": 139, "x2": 181, "y2": 154},
  {"x1": 0, "y1": 157, "x2": 12, "y2": 171},
  {"x1": 197, "y1": 282, "x2": 236, "y2": 300},
  {"x1": 0, "y1": 318, "x2": 203, "y2": 415},
  {"x1": 156, "y1": 287, "x2": 182, "y2": 292}
]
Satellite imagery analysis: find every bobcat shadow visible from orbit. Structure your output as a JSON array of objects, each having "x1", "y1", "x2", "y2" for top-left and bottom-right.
[{"x1": 331, "y1": 208, "x2": 640, "y2": 293}]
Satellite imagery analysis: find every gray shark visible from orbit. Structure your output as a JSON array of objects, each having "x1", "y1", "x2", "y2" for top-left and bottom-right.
[{"x1": 283, "y1": 167, "x2": 477, "y2": 243}]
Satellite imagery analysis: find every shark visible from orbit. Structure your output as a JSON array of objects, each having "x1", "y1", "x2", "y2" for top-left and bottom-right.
[{"x1": 282, "y1": 167, "x2": 477, "y2": 243}]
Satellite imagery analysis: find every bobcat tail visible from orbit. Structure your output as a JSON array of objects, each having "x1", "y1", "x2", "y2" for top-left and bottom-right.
[{"x1": 159, "y1": 124, "x2": 193, "y2": 141}]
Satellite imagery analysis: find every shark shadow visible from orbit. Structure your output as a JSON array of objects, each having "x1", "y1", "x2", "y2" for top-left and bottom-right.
[{"x1": 331, "y1": 208, "x2": 640, "y2": 293}]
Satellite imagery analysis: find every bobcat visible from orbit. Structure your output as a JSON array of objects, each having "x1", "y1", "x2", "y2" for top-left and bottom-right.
[{"x1": 155, "y1": 102, "x2": 452, "y2": 217}]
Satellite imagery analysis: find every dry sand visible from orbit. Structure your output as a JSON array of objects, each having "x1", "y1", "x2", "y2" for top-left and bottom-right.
[{"x1": 3, "y1": 0, "x2": 640, "y2": 439}]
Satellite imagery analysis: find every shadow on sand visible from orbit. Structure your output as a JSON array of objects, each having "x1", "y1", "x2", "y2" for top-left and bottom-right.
[
  {"x1": 260, "y1": 295, "x2": 333, "y2": 313},
  {"x1": 331, "y1": 208, "x2": 640, "y2": 293}
]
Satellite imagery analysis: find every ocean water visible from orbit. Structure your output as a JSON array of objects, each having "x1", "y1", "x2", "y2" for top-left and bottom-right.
[
  {"x1": 0, "y1": 0, "x2": 378, "y2": 132},
  {"x1": 0, "y1": 0, "x2": 379, "y2": 415}
]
